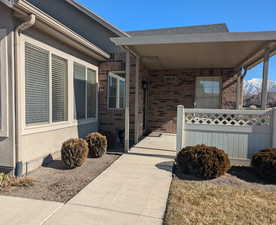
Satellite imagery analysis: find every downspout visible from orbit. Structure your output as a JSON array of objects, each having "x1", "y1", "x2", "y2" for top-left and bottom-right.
[{"x1": 14, "y1": 14, "x2": 36, "y2": 176}]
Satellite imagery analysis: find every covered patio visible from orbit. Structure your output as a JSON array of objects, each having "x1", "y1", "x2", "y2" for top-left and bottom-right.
[{"x1": 111, "y1": 31, "x2": 276, "y2": 152}]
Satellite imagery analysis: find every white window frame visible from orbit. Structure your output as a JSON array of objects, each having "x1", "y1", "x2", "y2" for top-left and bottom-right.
[
  {"x1": 73, "y1": 63, "x2": 98, "y2": 121},
  {"x1": 107, "y1": 71, "x2": 125, "y2": 110},
  {"x1": 195, "y1": 76, "x2": 222, "y2": 109},
  {"x1": 0, "y1": 29, "x2": 9, "y2": 137},
  {"x1": 21, "y1": 35, "x2": 98, "y2": 135}
]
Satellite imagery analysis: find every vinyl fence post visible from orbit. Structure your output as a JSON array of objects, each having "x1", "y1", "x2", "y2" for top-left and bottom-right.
[
  {"x1": 272, "y1": 108, "x2": 276, "y2": 147},
  {"x1": 176, "y1": 105, "x2": 185, "y2": 151}
]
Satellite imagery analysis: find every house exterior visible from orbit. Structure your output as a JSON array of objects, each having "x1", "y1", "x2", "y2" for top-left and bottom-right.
[{"x1": 0, "y1": 0, "x2": 275, "y2": 175}]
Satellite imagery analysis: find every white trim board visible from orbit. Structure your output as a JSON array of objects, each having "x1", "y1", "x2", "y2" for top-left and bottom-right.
[{"x1": 107, "y1": 71, "x2": 126, "y2": 110}]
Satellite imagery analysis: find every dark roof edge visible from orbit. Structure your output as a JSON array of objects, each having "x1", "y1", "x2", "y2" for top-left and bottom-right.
[{"x1": 65, "y1": 0, "x2": 130, "y2": 37}]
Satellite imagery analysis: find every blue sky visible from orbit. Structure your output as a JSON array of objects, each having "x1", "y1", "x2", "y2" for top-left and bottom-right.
[{"x1": 77, "y1": 0, "x2": 276, "y2": 80}]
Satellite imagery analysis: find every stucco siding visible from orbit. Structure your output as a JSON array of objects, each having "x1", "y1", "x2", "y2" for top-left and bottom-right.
[
  {"x1": 21, "y1": 122, "x2": 97, "y2": 173},
  {"x1": 16, "y1": 26, "x2": 99, "y2": 173},
  {"x1": 0, "y1": 3, "x2": 15, "y2": 168},
  {"x1": 27, "y1": 0, "x2": 122, "y2": 54}
]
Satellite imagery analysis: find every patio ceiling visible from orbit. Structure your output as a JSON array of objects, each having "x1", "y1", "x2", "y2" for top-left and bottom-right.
[{"x1": 111, "y1": 31, "x2": 276, "y2": 70}]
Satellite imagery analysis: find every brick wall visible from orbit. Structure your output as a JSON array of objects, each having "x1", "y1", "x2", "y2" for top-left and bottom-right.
[
  {"x1": 147, "y1": 68, "x2": 237, "y2": 133},
  {"x1": 98, "y1": 54, "x2": 148, "y2": 144},
  {"x1": 98, "y1": 59, "x2": 125, "y2": 142},
  {"x1": 99, "y1": 55, "x2": 238, "y2": 140}
]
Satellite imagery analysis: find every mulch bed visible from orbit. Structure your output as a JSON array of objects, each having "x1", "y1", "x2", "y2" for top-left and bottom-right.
[{"x1": 0, "y1": 154, "x2": 120, "y2": 203}]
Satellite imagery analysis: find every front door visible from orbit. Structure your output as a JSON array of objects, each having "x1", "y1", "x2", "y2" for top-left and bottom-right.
[{"x1": 195, "y1": 77, "x2": 221, "y2": 109}]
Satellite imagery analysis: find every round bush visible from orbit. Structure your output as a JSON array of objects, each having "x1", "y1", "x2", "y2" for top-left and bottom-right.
[
  {"x1": 251, "y1": 148, "x2": 276, "y2": 181},
  {"x1": 176, "y1": 145, "x2": 230, "y2": 179},
  {"x1": 86, "y1": 132, "x2": 107, "y2": 158},
  {"x1": 61, "y1": 138, "x2": 89, "y2": 169}
]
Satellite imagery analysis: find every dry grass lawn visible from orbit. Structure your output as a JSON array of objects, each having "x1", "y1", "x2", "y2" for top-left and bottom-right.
[{"x1": 164, "y1": 178, "x2": 276, "y2": 225}]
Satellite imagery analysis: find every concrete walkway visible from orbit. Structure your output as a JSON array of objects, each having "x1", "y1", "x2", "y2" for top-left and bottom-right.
[
  {"x1": 1, "y1": 135, "x2": 176, "y2": 225},
  {"x1": 0, "y1": 196, "x2": 63, "y2": 225}
]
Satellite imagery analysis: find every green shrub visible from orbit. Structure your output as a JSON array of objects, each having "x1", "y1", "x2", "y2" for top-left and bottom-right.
[
  {"x1": 61, "y1": 138, "x2": 88, "y2": 169},
  {"x1": 251, "y1": 148, "x2": 276, "y2": 181},
  {"x1": 176, "y1": 145, "x2": 230, "y2": 179},
  {"x1": 86, "y1": 132, "x2": 107, "y2": 158}
]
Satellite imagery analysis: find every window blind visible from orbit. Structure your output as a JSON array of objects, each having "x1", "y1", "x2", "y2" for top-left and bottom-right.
[
  {"x1": 25, "y1": 43, "x2": 50, "y2": 125},
  {"x1": 87, "y1": 68, "x2": 97, "y2": 118},
  {"x1": 52, "y1": 54, "x2": 68, "y2": 122},
  {"x1": 74, "y1": 63, "x2": 86, "y2": 120}
]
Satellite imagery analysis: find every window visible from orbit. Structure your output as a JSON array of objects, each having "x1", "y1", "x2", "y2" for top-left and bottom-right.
[
  {"x1": 52, "y1": 55, "x2": 68, "y2": 122},
  {"x1": 74, "y1": 63, "x2": 97, "y2": 120},
  {"x1": 25, "y1": 43, "x2": 68, "y2": 125},
  {"x1": 87, "y1": 68, "x2": 97, "y2": 118},
  {"x1": 195, "y1": 77, "x2": 221, "y2": 109},
  {"x1": 25, "y1": 43, "x2": 50, "y2": 125},
  {"x1": 108, "y1": 72, "x2": 125, "y2": 109},
  {"x1": 0, "y1": 29, "x2": 8, "y2": 137},
  {"x1": 23, "y1": 38, "x2": 98, "y2": 132}
]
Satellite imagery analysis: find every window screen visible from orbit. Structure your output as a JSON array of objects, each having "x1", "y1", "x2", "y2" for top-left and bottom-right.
[
  {"x1": 87, "y1": 68, "x2": 97, "y2": 118},
  {"x1": 74, "y1": 63, "x2": 86, "y2": 120},
  {"x1": 52, "y1": 54, "x2": 68, "y2": 122},
  {"x1": 25, "y1": 43, "x2": 50, "y2": 125}
]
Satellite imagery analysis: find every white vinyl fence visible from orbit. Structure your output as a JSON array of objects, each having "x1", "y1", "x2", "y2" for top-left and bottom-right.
[{"x1": 176, "y1": 105, "x2": 276, "y2": 159}]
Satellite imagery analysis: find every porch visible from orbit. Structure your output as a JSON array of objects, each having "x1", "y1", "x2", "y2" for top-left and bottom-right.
[{"x1": 111, "y1": 31, "x2": 276, "y2": 154}]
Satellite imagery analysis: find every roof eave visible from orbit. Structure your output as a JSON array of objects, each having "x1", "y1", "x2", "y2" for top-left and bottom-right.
[
  {"x1": 12, "y1": 0, "x2": 110, "y2": 61},
  {"x1": 111, "y1": 31, "x2": 276, "y2": 46}
]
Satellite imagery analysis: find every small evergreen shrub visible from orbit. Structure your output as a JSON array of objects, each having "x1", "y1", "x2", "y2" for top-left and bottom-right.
[
  {"x1": 176, "y1": 144, "x2": 230, "y2": 179},
  {"x1": 251, "y1": 148, "x2": 276, "y2": 181},
  {"x1": 86, "y1": 132, "x2": 107, "y2": 158},
  {"x1": 61, "y1": 138, "x2": 88, "y2": 169}
]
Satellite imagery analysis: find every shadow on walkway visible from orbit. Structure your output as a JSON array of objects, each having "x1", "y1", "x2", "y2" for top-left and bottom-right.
[
  {"x1": 133, "y1": 146, "x2": 176, "y2": 153},
  {"x1": 127, "y1": 152, "x2": 176, "y2": 160},
  {"x1": 155, "y1": 161, "x2": 174, "y2": 172}
]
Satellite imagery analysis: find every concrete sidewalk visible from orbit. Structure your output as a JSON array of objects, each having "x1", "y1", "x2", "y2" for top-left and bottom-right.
[
  {"x1": 0, "y1": 196, "x2": 63, "y2": 225},
  {"x1": 0, "y1": 135, "x2": 176, "y2": 225},
  {"x1": 45, "y1": 135, "x2": 175, "y2": 225}
]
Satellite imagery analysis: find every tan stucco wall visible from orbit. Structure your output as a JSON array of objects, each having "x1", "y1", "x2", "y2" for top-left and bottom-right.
[
  {"x1": 17, "y1": 28, "x2": 100, "y2": 173},
  {"x1": 0, "y1": 3, "x2": 15, "y2": 168},
  {"x1": 21, "y1": 122, "x2": 97, "y2": 173}
]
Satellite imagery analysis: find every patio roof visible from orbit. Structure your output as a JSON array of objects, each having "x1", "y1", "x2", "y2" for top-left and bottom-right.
[{"x1": 111, "y1": 31, "x2": 276, "y2": 70}]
